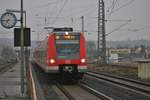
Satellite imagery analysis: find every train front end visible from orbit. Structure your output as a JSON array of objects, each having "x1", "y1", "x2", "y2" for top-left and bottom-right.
[{"x1": 47, "y1": 29, "x2": 87, "y2": 79}]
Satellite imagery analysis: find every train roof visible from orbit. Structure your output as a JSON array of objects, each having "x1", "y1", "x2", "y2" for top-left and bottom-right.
[
  {"x1": 53, "y1": 27, "x2": 73, "y2": 32},
  {"x1": 54, "y1": 32, "x2": 80, "y2": 35}
]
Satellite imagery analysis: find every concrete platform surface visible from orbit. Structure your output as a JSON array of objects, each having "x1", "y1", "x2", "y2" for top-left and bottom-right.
[{"x1": 0, "y1": 63, "x2": 28, "y2": 100}]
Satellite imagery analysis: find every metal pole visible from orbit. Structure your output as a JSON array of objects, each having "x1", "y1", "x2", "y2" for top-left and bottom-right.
[
  {"x1": 25, "y1": 47, "x2": 29, "y2": 77},
  {"x1": 20, "y1": 0, "x2": 24, "y2": 95},
  {"x1": 81, "y1": 16, "x2": 84, "y2": 32},
  {"x1": 71, "y1": 17, "x2": 73, "y2": 27},
  {"x1": 97, "y1": 0, "x2": 100, "y2": 56},
  {"x1": 24, "y1": 11, "x2": 26, "y2": 27},
  {"x1": 102, "y1": 0, "x2": 106, "y2": 64},
  {"x1": 24, "y1": 11, "x2": 29, "y2": 78},
  {"x1": 98, "y1": 0, "x2": 106, "y2": 64}
]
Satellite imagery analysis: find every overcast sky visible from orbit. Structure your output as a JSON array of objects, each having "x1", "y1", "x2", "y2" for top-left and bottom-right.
[{"x1": 0, "y1": 0, "x2": 150, "y2": 41}]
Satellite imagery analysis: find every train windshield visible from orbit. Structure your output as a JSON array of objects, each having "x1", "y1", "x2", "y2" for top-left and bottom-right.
[{"x1": 55, "y1": 34, "x2": 80, "y2": 59}]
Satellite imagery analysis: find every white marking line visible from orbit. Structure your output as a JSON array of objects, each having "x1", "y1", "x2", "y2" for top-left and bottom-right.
[{"x1": 30, "y1": 65, "x2": 37, "y2": 100}]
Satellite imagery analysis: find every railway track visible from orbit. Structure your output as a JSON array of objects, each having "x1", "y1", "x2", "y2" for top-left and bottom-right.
[
  {"x1": 0, "y1": 63, "x2": 16, "y2": 75},
  {"x1": 86, "y1": 71, "x2": 150, "y2": 97},
  {"x1": 32, "y1": 62, "x2": 150, "y2": 100},
  {"x1": 78, "y1": 81, "x2": 113, "y2": 100},
  {"x1": 88, "y1": 62, "x2": 137, "y2": 68},
  {"x1": 53, "y1": 82, "x2": 113, "y2": 100},
  {"x1": 32, "y1": 62, "x2": 113, "y2": 100},
  {"x1": 54, "y1": 83, "x2": 76, "y2": 100}
]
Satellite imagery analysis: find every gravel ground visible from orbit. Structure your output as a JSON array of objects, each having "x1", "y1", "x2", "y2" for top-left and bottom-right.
[
  {"x1": 89, "y1": 65, "x2": 138, "y2": 79},
  {"x1": 83, "y1": 75, "x2": 150, "y2": 100},
  {"x1": 32, "y1": 63, "x2": 61, "y2": 100},
  {"x1": 88, "y1": 63, "x2": 150, "y2": 83},
  {"x1": 62, "y1": 84, "x2": 100, "y2": 100},
  {"x1": 32, "y1": 63, "x2": 102, "y2": 100}
]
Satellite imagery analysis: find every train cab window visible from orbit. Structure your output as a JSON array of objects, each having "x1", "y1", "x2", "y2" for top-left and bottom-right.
[
  {"x1": 55, "y1": 32, "x2": 80, "y2": 59},
  {"x1": 56, "y1": 43, "x2": 80, "y2": 59}
]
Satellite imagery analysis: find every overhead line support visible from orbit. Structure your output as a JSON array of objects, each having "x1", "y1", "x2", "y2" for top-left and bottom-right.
[{"x1": 98, "y1": 0, "x2": 106, "y2": 64}]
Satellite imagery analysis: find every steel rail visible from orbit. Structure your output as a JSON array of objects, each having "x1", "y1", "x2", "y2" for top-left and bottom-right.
[
  {"x1": 56, "y1": 83, "x2": 76, "y2": 100},
  {"x1": 89, "y1": 71, "x2": 150, "y2": 87},
  {"x1": 0, "y1": 63, "x2": 15, "y2": 75},
  {"x1": 30, "y1": 62, "x2": 46, "y2": 100},
  {"x1": 86, "y1": 72, "x2": 150, "y2": 96},
  {"x1": 79, "y1": 81, "x2": 114, "y2": 100}
]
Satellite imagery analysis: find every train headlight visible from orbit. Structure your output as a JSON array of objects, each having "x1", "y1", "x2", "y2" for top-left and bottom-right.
[
  {"x1": 50, "y1": 59, "x2": 55, "y2": 64},
  {"x1": 81, "y1": 58, "x2": 86, "y2": 63},
  {"x1": 55, "y1": 36, "x2": 60, "y2": 39},
  {"x1": 65, "y1": 32, "x2": 69, "y2": 35}
]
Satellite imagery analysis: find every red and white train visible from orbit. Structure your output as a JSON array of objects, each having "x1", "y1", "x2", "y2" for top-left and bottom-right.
[{"x1": 33, "y1": 28, "x2": 87, "y2": 80}]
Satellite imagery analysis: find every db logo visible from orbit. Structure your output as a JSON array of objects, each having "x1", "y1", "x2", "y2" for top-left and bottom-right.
[{"x1": 65, "y1": 60, "x2": 71, "y2": 64}]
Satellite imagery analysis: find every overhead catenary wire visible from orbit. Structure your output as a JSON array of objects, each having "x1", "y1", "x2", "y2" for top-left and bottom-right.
[
  {"x1": 45, "y1": 0, "x2": 61, "y2": 24},
  {"x1": 30, "y1": 1, "x2": 97, "y2": 19},
  {"x1": 28, "y1": 0, "x2": 61, "y2": 24},
  {"x1": 28, "y1": 0, "x2": 62, "y2": 40},
  {"x1": 106, "y1": 19, "x2": 132, "y2": 36},
  {"x1": 30, "y1": 0, "x2": 97, "y2": 29},
  {"x1": 28, "y1": 0, "x2": 138, "y2": 41},
  {"x1": 63, "y1": 3, "x2": 97, "y2": 18},
  {"x1": 107, "y1": 0, "x2": 135, "y2": 18},
  {"x1": 28, "y1": 1, "x2": 58, "y2": 10},
  {"x1": 46, "y1": 1, "x2": 97, "y2": 26},
  {"x1": 51, "y1": 0, "x2": 68, "y2": 25},
  {"x1": 107, "y1": 0, "x2": 118, "y2": 17}
]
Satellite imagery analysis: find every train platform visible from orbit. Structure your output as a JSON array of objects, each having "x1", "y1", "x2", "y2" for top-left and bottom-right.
[{"x1": 0, "y1": 63, "x2": 29, "y2": 100}]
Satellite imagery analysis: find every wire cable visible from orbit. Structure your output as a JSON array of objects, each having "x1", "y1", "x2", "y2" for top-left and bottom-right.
[
  {"x1": 106, "y1": 19, "x2": 132, "y2": 36},
  {"x1": 107, "y1": 0, "x2": 118, "y2": 18},
  {"x1": 51, "y1": 0, "x2": 68, "y2": 25},
  {"x1": 107, "y1": 0, "x2": 135, "y2": 18},
  {"x1": 28, "y1": 1, "x2": 58, "y2": 10}
]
